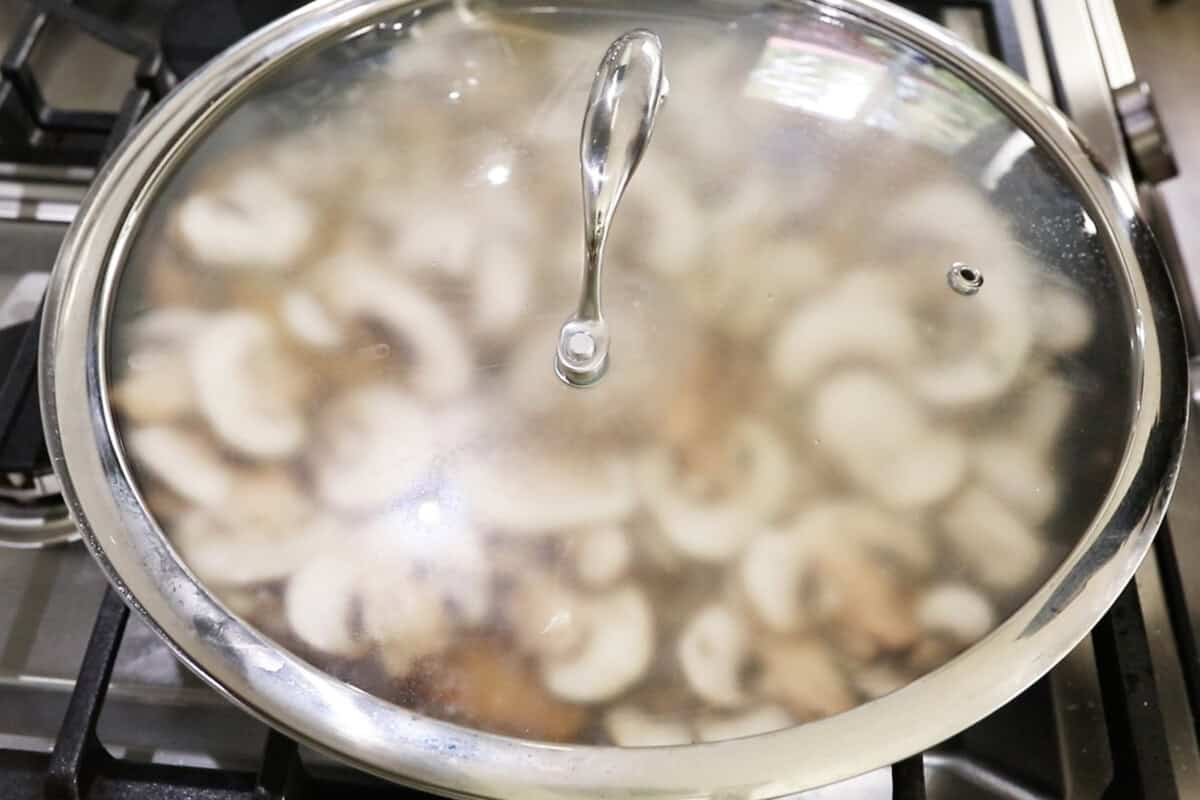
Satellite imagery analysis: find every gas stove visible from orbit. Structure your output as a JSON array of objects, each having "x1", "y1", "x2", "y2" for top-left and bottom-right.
[{"x1": 2, "y1": 1, "x2": 1199, "y2": 798}]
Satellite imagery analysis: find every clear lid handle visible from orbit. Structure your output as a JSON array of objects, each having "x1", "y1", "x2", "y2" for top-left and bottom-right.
[{"x1": 555, "y1": 29, "x2": 668, "y2": 387}]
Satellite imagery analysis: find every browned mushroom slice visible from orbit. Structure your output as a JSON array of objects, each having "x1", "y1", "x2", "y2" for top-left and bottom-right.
[
  {"x1": 423, "y1": 638, "x2": 589, "y2": 742},
  {"x1": 755, "y1": 639, "x2": 857, "y2": 721},
  {"x1": 812, "y1": 553, "x2": 920, "y2": 660},
  {"x1": 739, "y1": 502, "x2": 932, "y2": 635}
]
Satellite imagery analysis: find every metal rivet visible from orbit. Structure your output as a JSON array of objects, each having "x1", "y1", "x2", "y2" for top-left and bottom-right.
[{"x1": 948, "y1": 262, "x2": 984, "y2": 295}]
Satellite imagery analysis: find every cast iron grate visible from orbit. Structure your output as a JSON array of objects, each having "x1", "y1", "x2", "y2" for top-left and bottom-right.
[
  {"x1": 0, "y1": 0, "x2": 174, "y2": 166},
  {"x1": 0, "y1": 0, "x2": 1190, "y2": 798}
]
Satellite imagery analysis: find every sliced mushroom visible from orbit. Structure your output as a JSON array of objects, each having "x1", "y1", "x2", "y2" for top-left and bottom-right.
[
  {"x1": 507, "y1": 575, "x2": 585, "y2": 659},
  {"x1": 280, "y1": 289, "x2": 344, "y2": 349},
  {"x1": 812, "y1": 552, "x2": 919, "y2": 660},
  {"x1": 907, "y1": 263, "x2": 1034, "y2": 408},
  {"x1": 123, "y1": 307, "x2": 211, "y2": 349},
  {"x1": 541, "y1": 584, "x2": 654, "y2": 703},
  {"x1": 916, "y1": 582, "x2": 997, "y2": 643},
  {"x1": 111, "y1": 352, "x2": 195, "y2": 424},
  {"x1": 284, "y1": 552, "x2": 363, "y2": 657},
  {"x1": 694, "y1": 705, "x2": 794, "y2": 742},
  {"x1": 145, "y1": 258, "x2": 205, "y2": 305},
  {"x1": 740, "y1": 500, "x2": 934, "y2": 633},
  {"x1": 680, "y1": 167, "x2": 806, "y2": 285},
  {"x1": 728, "y1": 419, "x2": 796, "y2": 521},
  {"x1": 173, "y1": 168, "x2": 315, "y2": 271},
  {"x1": 220, "y1": 468, "x2": 314, "y2": 532},
  {"x1": 190, "y1": 311, "x2": 307, "y2": 460},
  {"x1": 756, "y1": 639, "x2": 857, "y2": 720},
  {"x1": 739, "y1": 530, "x2": 814, "y2": 633},
  {"x1": 614, "y1": 155, "x2": 706, "y2": 279},
  {"x1": 637, "y1": 515, "x2": 686, "y2": 574},
  {"x1": 113, "y1": 308, "x2": 210, "y2": 424},
  {"x1": 471, "y1": 240, "x2": 532, "y2": 340},
  {"x1": 323, "y1": 263, "x2": 472, "y2": 401},
  {"x1": 171, "y1": 511, "x2": 340, "y2": 587},
  {"x1": 457, "y1": 448, "x2": 636, "y2": 536},
  {"x1": 638, "y1": 449, "x2": 757, "y2": 563},
  {"x1": 678, "y1": 604, "x2": 750, "y2": 708},
  {"x1": 503, "y1": 321, "x2": 573, "y2": 418},
  {"x1": 359, "y1": 571, "x2": 453, "y2": 677},
  {"x1": 604, "y1": 705, "x2": 694, "y2": 747},
  {"x1": 312, "y1": 384, "x2": 436, "y2": 513},
  {"x1": 363, "y1": 507, "x2": 491, "y2": 625},
  {"x1": 267, "y1": 125, "x2": 364, "y2": 195},
  {"x1": 770, "y1": 271, "x2": 921, "y2": 390},
  {"x1": 700, "y1": 236, "x2": 832, "y2": 341},
  {"x1": 884, "y1": 182, "x2": 1007, "y2": 251},
  {"x1": 141, "y1": 486, "x2": 192, "y2": 525},
  {"x1": 1035, "y1": 284, "x2": 1095, "y2": 354},
  {"x1": 660, "y1": 355, "x2": 788, "y2": 488},
  {"x1": 908, "y1": 637, "x2": 961, "y2": 674},
  {"x1": 942, "y1": 487, "x2": 1046, "y2": 592},
  {"x1": 126, "y1": 426, "x2": 232, "y2": 508},
  {"x1": 811, "y1": 370, "x2": 966, "y2": 510},
  {"x1": 972, "y1": 437, "x2": 1058, "y2": 525},
  {"x1": 574, "y1": 526, "x2": 632, "y2": 588},
  {"x1": 387, "y1": 206, "x2": 477, "y2": 279},
  {"x1": 803, "y1": 502, "x2": 936, "y2": 573},
  {"x1": 853, "y1": 665, "x2": 911, "y2": 701},
  {"x1": 638, "y1": 420, "x2": 793, "y2": 564},
  {"x1": 1011, "y1": 377, "x2": 1075, "y2": 455},
  {"x1": 219, "y1": 585, "x2": 278, "y2": 621}
]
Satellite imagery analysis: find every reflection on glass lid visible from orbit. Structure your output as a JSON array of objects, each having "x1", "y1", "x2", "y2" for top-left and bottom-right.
[{"x1": 107, "y1": 0, "x2": 1133, "y2": 746}]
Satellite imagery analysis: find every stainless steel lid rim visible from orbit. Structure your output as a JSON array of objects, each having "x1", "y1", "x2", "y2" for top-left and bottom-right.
[{"x1": 39, "y1": 0, "x2": 1189, "y2": 797}]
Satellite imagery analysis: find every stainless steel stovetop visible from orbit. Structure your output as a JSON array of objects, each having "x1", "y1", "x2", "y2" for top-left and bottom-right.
[{"x1": 3, "y1": 1, "x2": 1200, "y2": 797}]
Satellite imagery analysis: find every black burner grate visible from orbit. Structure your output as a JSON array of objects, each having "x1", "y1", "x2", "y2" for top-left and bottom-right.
[
  {"x1": 1, "y1": 589, "x2": 445, "y2": 800},
  {"x1": 0, "y1": 588, "x2": 441, "y2": 800},
  {"x1": 0, "y1": 0, "x2": 174, "y2": 166},
  {"x1": 0, "y1": 1, "x2": 1194, "y2": 798}
]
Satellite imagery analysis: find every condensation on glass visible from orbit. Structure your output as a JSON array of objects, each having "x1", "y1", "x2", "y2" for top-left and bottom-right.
[{"x1": 104, "y1": 0, "x2": 1133, "y2": 746}]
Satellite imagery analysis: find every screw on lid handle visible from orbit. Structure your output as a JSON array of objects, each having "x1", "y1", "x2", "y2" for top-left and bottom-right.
[{"x1": 555, "y1": 29, "x2": 668, "y2": 388}]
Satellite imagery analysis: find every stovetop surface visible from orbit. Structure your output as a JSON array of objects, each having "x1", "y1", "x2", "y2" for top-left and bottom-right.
[{"x1": 2, "y1": 1, "x2": 1200, "y2": 798}]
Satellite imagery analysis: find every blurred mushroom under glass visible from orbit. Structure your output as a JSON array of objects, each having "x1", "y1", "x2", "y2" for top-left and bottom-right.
[{"x1": 106, "y1": 0, "x2": 1131, "y2": 746}]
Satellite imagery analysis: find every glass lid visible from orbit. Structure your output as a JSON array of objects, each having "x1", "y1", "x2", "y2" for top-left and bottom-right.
[{"x1": 106, "y1": 0, "x2": 1135, "y2": 747}]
